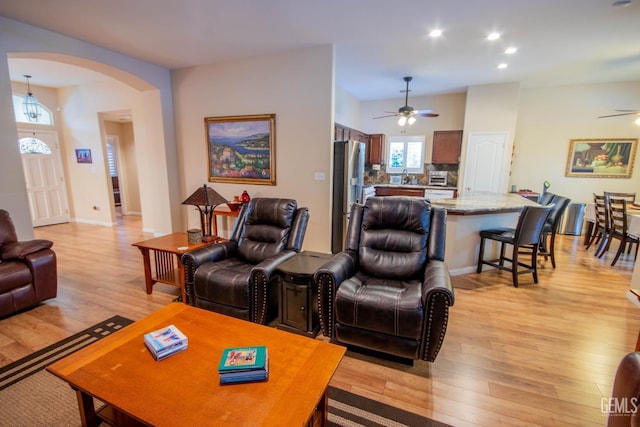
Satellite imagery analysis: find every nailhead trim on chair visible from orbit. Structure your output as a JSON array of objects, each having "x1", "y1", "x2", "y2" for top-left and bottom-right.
[
  {"x1": 422, "y1": 293, "x2": 452, "y2": 362},
  {"x1": 317, "y1": 275, "x2": 334, "y2": 338}
]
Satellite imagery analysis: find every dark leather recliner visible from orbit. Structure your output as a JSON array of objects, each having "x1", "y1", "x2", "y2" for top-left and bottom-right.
[
  {"x1": 0, "y1": 209, "x2": 57, "y2": 318},
  {"x1": 315, "y1": 196, "x2": 455, "y2": 362},
  {"x1": 182, "y1": 198, "x2": 309, "y2": 324},
  {"x1": 608, "y1": 351, "x2": 640, "y2": 426}
]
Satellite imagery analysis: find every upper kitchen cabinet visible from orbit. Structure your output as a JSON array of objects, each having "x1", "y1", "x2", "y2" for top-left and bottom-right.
[
  {"x1": 367, "y1": 134, "x2": 386, "y2": 165},
  {"x1": 432, "y1": 130, "x2": 463, "y2": 164},
  {"x1": 335, "y1": 123, "x2": 368, "y2": 144}
]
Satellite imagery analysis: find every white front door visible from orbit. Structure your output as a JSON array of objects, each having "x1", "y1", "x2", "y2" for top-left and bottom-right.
[
  {"x1": 18, "y1": 130, "x2": 70, "y2": 226},
  {"x1": 462, "y1": 131, "x2": 509, "y2": 195}
]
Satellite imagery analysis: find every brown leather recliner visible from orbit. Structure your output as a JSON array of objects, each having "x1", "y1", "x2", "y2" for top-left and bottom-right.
[
  {"x1": 0, "y1": 209, "x2": 57, "y2": 318},
  {"x1": 315, "y1": 196, "x2": 455, "y2": 362},
  {"x1": 608, "y1": 351, "x2": 640, "y2": 426},
  {"x1": 182, "y1": 198, "x2": 309, "y2": 324}
]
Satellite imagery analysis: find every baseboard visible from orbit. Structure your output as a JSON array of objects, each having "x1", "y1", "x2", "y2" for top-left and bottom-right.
[{"x1": 72, "y1": 218, "x2": 116, "y2": 227}]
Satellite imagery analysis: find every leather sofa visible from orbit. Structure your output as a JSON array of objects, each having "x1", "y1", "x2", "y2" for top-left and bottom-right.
[
  {"x1": 0, "y1": 209, "x2": 57, "y2": 318},
  {"x1": 182, "y1": 198, "x2": 309, "y2": 324},
  {"x1": 315, "y1": 196, "x2": 454, "y2": 362}
]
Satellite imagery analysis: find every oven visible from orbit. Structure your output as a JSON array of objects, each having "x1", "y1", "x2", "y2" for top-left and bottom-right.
[{"x1": 428, "y1": 171, "x2": 448, "y2": 186}]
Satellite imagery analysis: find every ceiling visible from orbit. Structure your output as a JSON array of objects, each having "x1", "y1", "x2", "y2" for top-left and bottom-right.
[{"x1": 1, "y1": 0, "x2": 639, "y2": 101}]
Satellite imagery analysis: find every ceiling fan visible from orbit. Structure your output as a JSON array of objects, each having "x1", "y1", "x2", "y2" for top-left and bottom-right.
[
  {"x1": 598, "y1": 110, "x2": 640, "y2": 118},
  {"x1": 373, "y1": 76, "x2": 439, "y2": 126}
]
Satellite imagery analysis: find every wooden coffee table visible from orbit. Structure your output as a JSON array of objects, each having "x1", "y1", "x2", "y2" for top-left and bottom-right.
[
  {"x1": 47, "y1": 303, "x2": 345, "y2": 426},
  {"x1": 131, "y1": 233, "x2": 220, "y2": 302}
]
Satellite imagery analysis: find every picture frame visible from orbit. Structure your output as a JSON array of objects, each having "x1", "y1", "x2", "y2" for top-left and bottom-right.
[
  {"x1": 205, "y1": 114, "x2": 276, "y2": 185},
  {"x1": 565, "y1": 138, "x2": 637, "y2": 178},
  {"x1": 75, "y1": 149, "x2": 92, "y2": 164}
]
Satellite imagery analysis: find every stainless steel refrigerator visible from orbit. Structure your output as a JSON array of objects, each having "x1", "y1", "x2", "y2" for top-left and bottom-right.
[{"x1": 331, "y1": 140, "x2": 365, "y2": 253}]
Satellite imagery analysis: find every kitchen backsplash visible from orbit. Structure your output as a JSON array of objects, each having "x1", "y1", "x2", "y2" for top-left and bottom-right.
[{"x1": 364, "y1": 164, "x2": 458, "y2": 187}]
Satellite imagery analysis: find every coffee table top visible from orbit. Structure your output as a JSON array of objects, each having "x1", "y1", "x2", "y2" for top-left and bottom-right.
[{"x1": 47, "y1": 303, "x2": 345, "y2": 426}]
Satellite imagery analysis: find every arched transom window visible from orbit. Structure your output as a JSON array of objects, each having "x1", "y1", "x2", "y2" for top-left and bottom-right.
[{"x1": 18, "y1": 136, "x2": 52, "y2": 154}]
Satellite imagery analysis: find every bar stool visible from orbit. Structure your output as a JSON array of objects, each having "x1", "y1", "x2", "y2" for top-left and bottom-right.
[
  {"x1": 477, "y1": 205, "x2": 553, "y2": 287},
  {"x1": 539, "y1": 194, "x2": 571, "y2": 268}
]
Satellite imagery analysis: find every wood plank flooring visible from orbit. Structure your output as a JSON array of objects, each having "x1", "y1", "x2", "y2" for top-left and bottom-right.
[{"x1": 1, "y1": 214, "x2": 638, "y2": 426}]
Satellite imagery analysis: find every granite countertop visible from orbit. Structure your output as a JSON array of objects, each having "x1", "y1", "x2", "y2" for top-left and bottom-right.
[{"x1": 430, "y1": 193, "x2": 539, "y2": 215}]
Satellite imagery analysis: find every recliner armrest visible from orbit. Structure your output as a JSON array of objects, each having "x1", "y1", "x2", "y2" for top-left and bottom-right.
[
  {"x1": 181, "y1": 241, "x2": 237, "y2": 269},
  {"x1": 420, "y1": 259, "x2": 455, "y2": 362},
  {"x1": 250, "y1": 250, "x2": 297, "y2": 323},
  {"x1": 181, "y1": 241, "x2": 238, "y2": 305},
  {"x1": 314, "y1": 250, "x2": 358, "y2": 338},
  {"x1": 0, "y1": 239, "x2": 53, "y2": 261},
  {"x1": 250, "y1": 250, "x2": 297, "y2": 279}
]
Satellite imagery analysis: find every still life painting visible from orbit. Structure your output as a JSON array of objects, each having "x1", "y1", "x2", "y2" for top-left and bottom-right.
[
  {"x1": 565, "y1": 138, "x2": 637, "y2": 178},
  {"x1": 205, "y1": 114, "x2": 276, "y2": 185}
]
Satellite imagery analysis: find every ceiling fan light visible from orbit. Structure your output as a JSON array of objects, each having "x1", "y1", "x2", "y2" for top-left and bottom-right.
[
  {"x1": 407, "y1": 116, "x2": 417, "y2": 125},
  {"x1": 635, "y1": 117, "x2": 640, "y2": 126},
  {"x1": 398, "y1": 116, "x2": 408, "y2": 126}
]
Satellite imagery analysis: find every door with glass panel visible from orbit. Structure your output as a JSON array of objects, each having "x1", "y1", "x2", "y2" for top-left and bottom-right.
[{"x1": 18, "y1": 130, "x2": 70, "y2": 226}]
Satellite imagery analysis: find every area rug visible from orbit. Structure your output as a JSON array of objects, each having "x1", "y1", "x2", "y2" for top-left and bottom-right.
[{"x1": 0, "y1": 316, "x2": 447, "y2": 427}]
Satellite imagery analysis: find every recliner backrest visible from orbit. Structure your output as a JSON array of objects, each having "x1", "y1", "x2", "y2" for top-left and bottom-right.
[
  {"x1": 357, "y1": 196, "x2": 430, "y2": 280},
  {"x1": 236, "y1": 198, "x2": 297, "y2": 264},
  {"x1": 0, "y1": 210, "x2": 18, "y2": 247}
]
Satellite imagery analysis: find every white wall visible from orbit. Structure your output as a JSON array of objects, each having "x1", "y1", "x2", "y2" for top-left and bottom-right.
[
  {"x1": 0, "y1": 17, "x2": 179, "y2": 238},
  {"x1": 511, "y1": 81, "x2": 640, "y2": 204},
  {"x1": 335, "y1": 86, "x2": 361, "y2": 129},
  {"x1": 172, "y1": 45, "x2": 334, "y2": 251}
]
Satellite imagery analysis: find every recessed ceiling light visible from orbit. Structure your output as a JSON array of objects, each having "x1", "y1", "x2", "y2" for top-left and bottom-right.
[
  {"x1": 487, "y1": 32, "x2": 501, "y2": 41},
  {"x1": 429, "y1": 29, "x2": 443, "y2": 38},
  {"x1": 497, "y1": 63, "x2": 508, "y2": 69},
  {"x1": 505, "y1": 47, "x2": 517, "y2": 54}
]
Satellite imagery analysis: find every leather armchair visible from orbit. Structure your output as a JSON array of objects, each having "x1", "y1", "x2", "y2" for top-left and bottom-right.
[
  {"x1": 0, "y1": 209, "x2": 57, "y2": 318},
  {"x1": 315, "y1": 196, "x2": 454, "y2": 362},
  {"x1": 182, "y1": 198, "x2": 309, "y2": 324}
]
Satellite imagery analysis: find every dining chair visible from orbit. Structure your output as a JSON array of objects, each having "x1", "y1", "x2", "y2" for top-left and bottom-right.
[
  {"x1": 604, "y1": 192, "x2": 636, "y2": 204},
  {"x1": 586, "y1": 194, "x2": 610, "y2": 255},
  {"x1": 477, "y1": 205, "x2": 553, "y2": 287},
  {"x1": 603, "y1": 197, "x2": 639, "y2": 266},
  {"x1": 538, "y1": 194, "x2": 571, "y2": 268}
]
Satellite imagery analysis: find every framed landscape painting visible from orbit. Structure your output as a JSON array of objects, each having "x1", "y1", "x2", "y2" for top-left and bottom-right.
[
  {"x1": 565, "y1": 138, "x2": 637, "y2": 178},
  {"x1": 205, "y1": 114, "x2": 276, "y2": 185}
]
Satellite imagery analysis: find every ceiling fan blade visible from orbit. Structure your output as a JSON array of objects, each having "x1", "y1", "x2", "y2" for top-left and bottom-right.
[
  {"x1": 613, "y1": 110, "x2": 640, "y2": 112},
  {"x1": 415, "y1": 112, "x2": 439, "y2": 117},
  {"x1": 598, "y1": 112, "x2": 640, "y2": 118},
  {"x1": 373, "y1": 114, "x2": 398, "y2": 119}
]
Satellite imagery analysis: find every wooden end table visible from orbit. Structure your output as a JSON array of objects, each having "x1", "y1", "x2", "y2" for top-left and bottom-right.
[
  {"x1": 47, "y1": 303, "x2": 346, "y2": 427},
  {"x1": 131, "y1": 233, "x2": 219, "y2": 302}
]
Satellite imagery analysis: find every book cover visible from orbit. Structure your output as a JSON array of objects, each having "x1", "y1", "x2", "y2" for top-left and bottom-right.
[
  {"x1": 218, "y1": 346, "x2": 267, "y2": 372},
  {"x1": 220, "y1": 351, "x2": 269, "y2": 384},
  {"x1": 143, "y1": 324, "x2": 188, "y2": 360}
]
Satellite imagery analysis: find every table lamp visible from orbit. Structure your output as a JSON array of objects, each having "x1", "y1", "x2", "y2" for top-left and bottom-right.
[{"x1": 182, "y1": 184, "x2": 228, "y2": 242}]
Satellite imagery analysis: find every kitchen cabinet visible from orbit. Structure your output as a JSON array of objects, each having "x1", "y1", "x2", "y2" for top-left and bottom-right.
[
  {"x1": 375, "y1": 186, "x2": 425, "y2": 197},
  {"x1": 432, "y1": 130, "x2": 463, "y2": 164},
  {"x1": 334, "y1": 123, "x2": 368, "y2": 144},
  {"x1": 367, "y1": 134, "x2": 386, "y2": 165}
]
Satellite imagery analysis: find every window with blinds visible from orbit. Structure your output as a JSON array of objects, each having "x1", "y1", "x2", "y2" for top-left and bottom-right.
[{"x1": 106, "y1": 136, "x2": 118, "y2": 177}]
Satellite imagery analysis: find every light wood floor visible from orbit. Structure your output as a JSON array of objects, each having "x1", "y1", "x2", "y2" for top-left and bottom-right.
[{"x1": 1, "y1": 214, "x2": 638, "y2": 426}]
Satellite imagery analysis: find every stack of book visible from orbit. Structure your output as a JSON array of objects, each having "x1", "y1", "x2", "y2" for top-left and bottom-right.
[
  {"x1": 218, "y1": 346, "x2": 269, "y2": 384},
  {"x1": 143, "y1": 324, "x2": 188, "y2": 361}
]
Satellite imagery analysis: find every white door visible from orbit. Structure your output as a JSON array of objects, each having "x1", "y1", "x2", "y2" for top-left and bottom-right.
[
  {"x1": 18, "y1": 130, "x2": 70, "y2": 226},
  {"x1": 462, "y1": 132, "x2": 509, "y2": 194}
]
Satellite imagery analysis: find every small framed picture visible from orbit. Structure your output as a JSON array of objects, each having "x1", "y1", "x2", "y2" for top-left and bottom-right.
[{"x1": 75, "y1": 149, "x2": 92, "y2": 164}]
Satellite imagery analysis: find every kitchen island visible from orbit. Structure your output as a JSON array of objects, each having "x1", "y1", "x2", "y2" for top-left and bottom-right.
[{"x1": 430, "y1": 193, "x2": 540, "y2": 276}]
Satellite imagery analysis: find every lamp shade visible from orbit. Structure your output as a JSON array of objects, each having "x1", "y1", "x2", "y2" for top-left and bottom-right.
[{"x1": 182, "y1": 185, "x2": 227, "y2": 207}]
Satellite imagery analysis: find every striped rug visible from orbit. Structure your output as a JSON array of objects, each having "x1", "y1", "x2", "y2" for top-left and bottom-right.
[{"x1": 0, "y1": 316, "x2": 448, "y2": 427}]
